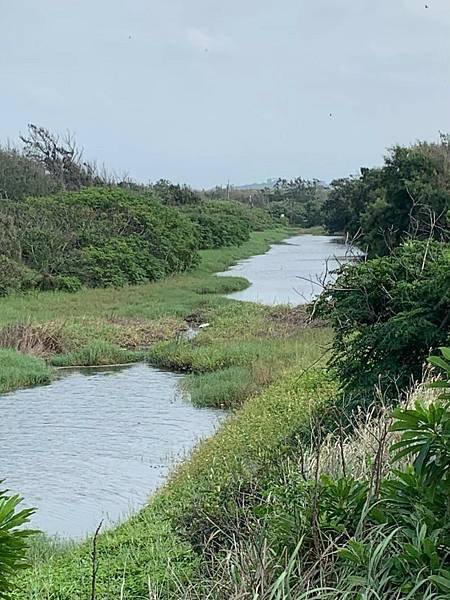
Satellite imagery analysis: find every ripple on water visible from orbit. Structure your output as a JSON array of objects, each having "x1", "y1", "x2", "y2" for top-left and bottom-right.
[{"x1": 0, "y1": 364, "x2": 223, "y2": 538}]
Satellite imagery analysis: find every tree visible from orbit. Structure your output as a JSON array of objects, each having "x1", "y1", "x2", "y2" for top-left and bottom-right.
[
  {"x1": 324, "y1": 139, "x2": 450, "y2": 256},
  {"x1": 314, "y1": 240, "x2": 450, "y2": 404},
  {"x1": 20, "y1": 124, "x2": 108, "y2": 190}
]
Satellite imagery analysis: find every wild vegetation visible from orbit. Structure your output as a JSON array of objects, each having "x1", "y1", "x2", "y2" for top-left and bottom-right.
[
  {"x1": 1, "y1": 129, "x2": 450, "y2": 599},
  {"x1": 323, "y1": 136, "x2": 450, "y2": 255}
]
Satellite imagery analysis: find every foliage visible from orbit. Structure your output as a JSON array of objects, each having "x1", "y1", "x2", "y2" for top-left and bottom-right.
[
  {"x1": 265, "y1": 178, "x2": 327, "y2": 227},
  {"x1": 0, "y1": 187, "x2": 200, "y2": 293},
  {"x1": 0, "y1": 147, "x2": 60, "y2": 201},
  {"x1": 324, "y1": 138, "x2": 450, "y2": 256},
  {"x1": 315, "y1": 240, "x2": 450, "y2": 403},
  {"x1": 0, "y1": 486, "x2": 36, "y2": 599},
  {"x1": 183, "y1": 201, "x2": 262, "y2": 249},
  {"x1": 150, "y1": 179, "x2": 201, "y2": 206},
  {"x1": 0, "y1": 257, "x2": 39, "y2": 297}
]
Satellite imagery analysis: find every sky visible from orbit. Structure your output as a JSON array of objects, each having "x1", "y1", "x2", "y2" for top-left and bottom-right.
[{"x1": 1, "y1": 0, "x2": 450, "y2": 188}]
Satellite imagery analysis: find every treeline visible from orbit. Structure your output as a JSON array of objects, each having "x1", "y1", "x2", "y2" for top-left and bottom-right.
[
  {"x1": 0, "y1": 126, "x2": 276, "y2": 297},
  {"x1": 204, "y1": 177, "x2": 328, "y2": 228},
  {"x1": 323, "y1": 135, "x2": 450, "y2": 255}
]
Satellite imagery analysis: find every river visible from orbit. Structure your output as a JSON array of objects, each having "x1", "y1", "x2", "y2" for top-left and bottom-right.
[
  {"x1": 0, "y1": 364, "x2": 222, "y2": 537},
  {"x1": 218, "y1": 234, "x2": 359, "y2": 305},
  {"x1": 0, "y1": 233, "x2": 356, "y2": 538}
]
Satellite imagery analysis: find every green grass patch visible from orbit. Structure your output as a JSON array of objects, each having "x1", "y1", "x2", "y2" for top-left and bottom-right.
[
  {"x1": 148, "y1": 319, "x2": 331, "y2": 407},
  {"x1": 51, "y1": 341, "x2": 145, "y2": 367},
  {"x1": 181, "y1": 366, "x2": 256, "y2": 408},
  {"x1": 0, "y1": 349, "x2": 54, "y2": 394}
]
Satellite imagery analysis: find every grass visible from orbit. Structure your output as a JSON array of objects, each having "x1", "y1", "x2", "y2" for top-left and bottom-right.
[
  {"x1": 0, "y1": 349, "x2": 53, "y2": 394},
  {"x1": 50, "y1": 341, "x2": 145, "y2": 367},
  {"x1": 0, "y1": 229, "x2": 293, "y2": 394},
  {"x1": 148, "y1": 300, "x2": 331, "y2": 408},
  {"x1": 181, "y1": 366, "x2": 257, "y2": 408}
]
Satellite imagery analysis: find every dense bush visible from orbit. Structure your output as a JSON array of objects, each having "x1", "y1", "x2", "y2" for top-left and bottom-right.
[
  {"x1": 324, "y1": 138, "x2": 450, "y2": 256},
  {"x1": 0, "y1": 188, "x2": 200, "y2": 292},
  {"x1": 184, "y1": 201, "x2": 252, "y2": 249},
  {"x1": 315, "y1": 240, "x2": 450, "y2": 403},
  {"x1": 0, "y1": 256, "x2": 39, "y2": 297}
]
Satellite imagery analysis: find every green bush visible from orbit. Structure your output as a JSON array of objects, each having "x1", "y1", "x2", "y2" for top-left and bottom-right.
[
  {"x1": 0, "y1": 257, "x2": 39, "y2": 297},
  {"x1": 184, "y1": 201, "x2": 253, "y2": 249},
  {"x1": 0, "y1": 187, "x2": 200, "y2": 293},
  {"x1": 315, "y1": 240, "x2": 450, "y2": 403}
]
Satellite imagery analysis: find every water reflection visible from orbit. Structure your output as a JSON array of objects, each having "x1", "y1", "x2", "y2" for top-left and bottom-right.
[{"x1": 218, "y1": 234, "x2": 361, "y2": 305}]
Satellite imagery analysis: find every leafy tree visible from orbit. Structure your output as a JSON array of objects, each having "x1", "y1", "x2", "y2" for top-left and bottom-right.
[
  {"x1": 324, "y1": 139, "x2": 450, "y2": 256},
  {"x1": 266, "y1": 177, "x2": 326, "y2": 227},
  {"x1": 315, "y1": 240, "x2": 450, "y2": 403}
]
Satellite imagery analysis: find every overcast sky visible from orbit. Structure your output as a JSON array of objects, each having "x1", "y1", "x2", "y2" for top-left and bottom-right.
[{"x1": 1, "y1": 1, "x2": 449, "y2": 188}]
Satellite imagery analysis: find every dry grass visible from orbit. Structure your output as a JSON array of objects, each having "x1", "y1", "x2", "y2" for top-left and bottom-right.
[{"x1": 0, "y1": 321, "x2": 66, "y2": 358}]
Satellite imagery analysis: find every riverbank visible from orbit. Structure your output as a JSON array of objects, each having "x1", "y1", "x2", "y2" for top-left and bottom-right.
[
  {"x1": 13, "y1": 368, "x2": 336, "y2": 599},
  {"x1": 2, "y1": 227, "x2": 337, "y2": 599},
  {"x1": 0, "y1": 228, "x2": 298, "y2": 394}
]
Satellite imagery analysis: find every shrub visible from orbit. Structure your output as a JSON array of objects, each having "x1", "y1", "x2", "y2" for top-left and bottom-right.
[
  {"x1": 0, "y1": 256, "x2": 39, "y2": 296},
  {"x1": 0, "y1": 188, "x2": 200, "y2": 293},
  {"x1": 315, "y1": 240, "x2": 450, "y2": 403},
  {"x1": 184, "y1": 201, "x2": 256, "y2": 249}
]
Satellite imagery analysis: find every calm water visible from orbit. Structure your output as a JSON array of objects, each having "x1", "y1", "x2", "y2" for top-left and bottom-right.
[
  {"x1": 1, "y1": 234, "x2": 357, "y2": 538},
  {"x1": 0, "y1": 364, "x2": 222, "y2": 537},
  {"x1": 218, "y1": 234, "x2": 360, "y2": 305}
]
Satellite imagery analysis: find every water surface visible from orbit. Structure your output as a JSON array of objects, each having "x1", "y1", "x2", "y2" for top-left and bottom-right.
[
  {"x1": 0, "y1": 364, "x2": 222, "y2": 537},
  {"x1": 218, "y1": 234, "x2": 360, "y2": 305}
]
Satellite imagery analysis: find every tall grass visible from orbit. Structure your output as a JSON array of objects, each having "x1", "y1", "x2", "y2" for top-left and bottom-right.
[
  {"x1": 0, "y1": 349, "x2": 53, "y2": 393},
  {"x1": 50, "y1": 341, "x2": 145, "y2": 367}
]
